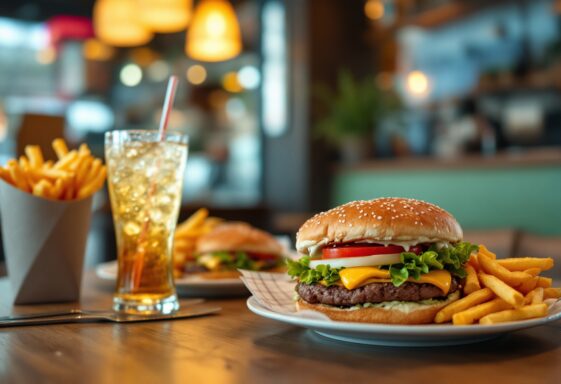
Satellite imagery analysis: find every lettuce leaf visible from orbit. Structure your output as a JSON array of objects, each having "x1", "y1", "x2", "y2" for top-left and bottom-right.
[
  {"x1": 286, "y1": 256, "x2": 341, "y2": 286},
  {"x1": 388, "y1": 242, "x2": 478, "y2": 286},
  {"x1": 287, "y1": 242, "x2": 478, "y2": 287}
]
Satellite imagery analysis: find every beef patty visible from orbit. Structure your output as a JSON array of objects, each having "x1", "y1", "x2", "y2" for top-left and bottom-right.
[{"x1": 296, "y1": 277, "x2": 460, "y2": 307}]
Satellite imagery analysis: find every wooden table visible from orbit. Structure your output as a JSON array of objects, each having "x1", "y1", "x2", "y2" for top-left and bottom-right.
[{"x1": 0, "y1": 272, "x2": 560, "y2": 383}]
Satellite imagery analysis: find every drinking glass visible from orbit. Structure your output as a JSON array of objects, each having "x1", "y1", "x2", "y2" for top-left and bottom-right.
[{"x1": 105, "y1": 130, "x2": 188, "y2": 314}]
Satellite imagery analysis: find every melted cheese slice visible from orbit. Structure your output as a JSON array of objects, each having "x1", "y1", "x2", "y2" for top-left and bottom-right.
[{"x1": 339, "y1": 267, "x2": 452, "y2": 294}]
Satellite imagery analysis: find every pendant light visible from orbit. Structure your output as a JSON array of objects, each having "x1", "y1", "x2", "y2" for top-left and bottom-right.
[
  {"x1": 93, "y1": 0, "x2": 153, "y2": 47},
  {"x1": 186, "y1": 0, "x2": 242, "y2": 62},
  {"x1": 138, "y1": 0, "x2": 193, "y2": 33}
]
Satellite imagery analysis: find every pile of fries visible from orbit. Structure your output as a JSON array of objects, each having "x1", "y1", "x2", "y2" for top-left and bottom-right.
[
  {"x1": 436, "y1": 245, "x2": 560, "y2": 325},
  {"x1": 173, "y1": 208, "x2": 223, "y2": 277},
  {"x1": 0, "y1": 139, "x2": 106, "y2": 201}
]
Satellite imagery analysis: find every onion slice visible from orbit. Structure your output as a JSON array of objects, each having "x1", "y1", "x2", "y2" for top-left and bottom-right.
[{"x1": 309, "y1": 253, "x2": 402, "y2": 269}]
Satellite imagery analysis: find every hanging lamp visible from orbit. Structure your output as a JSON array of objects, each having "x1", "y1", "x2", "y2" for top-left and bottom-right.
[
  {"x1": 138, "y1": 0, "x2": 193, "y2": 33},
  {"x1": 186, "y1": 0, "x2": 242, "y2": 62},
  {"x1": 93, "y1": 0, "x2": 153, "y2": 47}
]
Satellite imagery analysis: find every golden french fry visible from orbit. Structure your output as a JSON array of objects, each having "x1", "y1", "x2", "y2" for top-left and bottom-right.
[
  {"x1": 36, "y1": 168, "x2": 73, "y2": 180},
  {"x1": 78, "y1": 143, "x2": 91, "y2": 156},
  {"x1": 52, "y1": 138, "x2": 69, "y2": 159},
  {"x1": 75, "y1": 156, "x2": 93, "y2": 187},
  {"x1": 43, "y1": 160, "x2": 54, "y2": 169},
  {"x1": 176, "y1": 208, "x2": 209, "y2": 234},
  {"x1": 496, "y1": 257, "x2": 554, "y2": 272},
  {"x1": 479, "y1": 272, "x2": 525, "y2": 308},
  {"x1": 173, "y1": 239, "x2": 195, "y2": 252},
  {"x1": 479, "y1": 304, "x2": 548, "y2": 325},
  {"x1": 478, "y1": 253, "x2": 532, "y2": 287},
  {"x1": 452, "y1": 298, "x2": 512, "y2": 325},
  {"x1": 54, "y1": 150, "x2": 78, "y2": 170},
  {"x1": 435, "y1": 288, "x2": 494, "y2": 323},
  {"x1": 468, "y1": 254, "x2": 479, "y2": 271},
  {"x1": 478, "y1": 245, "x2": 496, "y2": 260},
  {"x1": 517, "y1": 276, "x2": 539, "y2": 294},
  {"x1": 544, "y1": 287, "x2": 561, "y2": 299},
  {"x1": 77, "y1": 165, "x2": 106, "y2": 199},
  {"x1": 523, "y1": 267, "x2": 541, "y2": 277},
  {"x1": 537, "y1": 276, "x2": 552, "y2": 288},
  {"x1": 25, "y1": 145, "x2": 44, "y2": 169},
  {"x1": 64, "y1": 180, "x2": 75, "y2": 200},
  {"x1": 32, "y1": 179, "x2": 53, "y2": 199},
  {"x1": 82, "y1": 158, "x2": 102, "y2": 186},
  {"x1": 0, "y1": 167, "x2": 14, "y2": 185},
  {"x1": 19, "y1": 156, "x2": 30, "y2": 170},
  {"x1": 50, "y1": 178, "x2": 64, "y2": 199},
  {"x1": 531, "y1": 287, "x2": 544, "y2": 305},
  {"x1": 464, "y1": 264, "x2": 481, "y2": 294},
  {"x1": 7, "y1": 160, "x2": 30, "y2": 192}
]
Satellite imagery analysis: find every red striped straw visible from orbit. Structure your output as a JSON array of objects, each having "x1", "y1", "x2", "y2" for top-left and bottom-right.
[{"x1": 158, "y1": 75, "x2": 179, "y2": 141}]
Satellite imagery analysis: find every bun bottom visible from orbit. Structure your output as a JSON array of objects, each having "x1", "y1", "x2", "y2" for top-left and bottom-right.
[{"x1": 296, "y1": 291, "x2": 460, "y2": 324}]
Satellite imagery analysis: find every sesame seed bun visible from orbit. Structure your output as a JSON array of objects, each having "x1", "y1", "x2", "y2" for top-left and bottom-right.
[
  {"x1": 296, "y1": 290, "x2": 460, "y2": 324},
  {"x1": 196, "y1": 222, "x2": 283, "y2": 256},
  {"x1": 296, "y1": 198, "x2": 462, "y2": 255}
]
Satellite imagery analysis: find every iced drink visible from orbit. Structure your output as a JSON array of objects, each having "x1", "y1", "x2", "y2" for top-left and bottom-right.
[{"x1": 105, "y1": 130, "x2": 188, "y2": 314}]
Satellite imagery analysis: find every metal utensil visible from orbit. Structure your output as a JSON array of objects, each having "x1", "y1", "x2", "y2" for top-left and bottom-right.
[
  {"x1": 0, "y1": 304, "x2": 220, "y2": 327},
  {"x1": 0, "y1": 298, "x2": 205, "y2": 322}
]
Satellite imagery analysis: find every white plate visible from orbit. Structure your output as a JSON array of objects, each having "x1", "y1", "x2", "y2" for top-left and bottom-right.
[
  {"x1": 96, "y1": 261, "x2": 248, "y2": 297},
  {"x1": 246, "y1": 296, "x2": 561, "y2": 347}
]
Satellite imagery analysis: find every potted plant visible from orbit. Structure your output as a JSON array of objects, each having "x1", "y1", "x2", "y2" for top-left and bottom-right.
[{"x1": 315, "y1": 70, "x2": 401, "y2": 163}]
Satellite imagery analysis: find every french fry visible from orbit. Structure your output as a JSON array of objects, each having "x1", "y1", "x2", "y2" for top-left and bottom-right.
[
  {"x1": 479, "y1": 304, "x2": 548, "y2": 325},
  {"x1": 52, "y1": 138, "x2": 69, "y2": 159},
  {"x1": 435, "y1": 288, "x2": 494, "y2": 323},
  {"x1": 78, "y1": 143, "x2": 91, "y2": 157},
  {"x1": 25, "y1": 145, "x2": 44, "y2": 169},
  {"x1": 464, "y1": 264, "x2": 481, "y2": 294},
  {"x1": 452, "y1": 298, "x2": 512, "y2": 325},
  {"x1": 0, "y1": 167, "x2": 14, "y2": 184},
  {"x1": 523, "y1": 267, "x2": 541, "y2": 277},
  {"x1": 43, "y1": 160, "x2": 54, "y2": 169},
  {"x1": 82, "y1": 159, "x2": 102, "y2": 186},
  {"x1": 77, "y1": 165, "x2": 106, "y2": 199},
  {"x1": 176, "y1": 208, "x2": 209, "y2": 234},
  {"x1": 7, "y1": 160, "x2": 30, "y2": 192},
  {"x1": 478, "y1": 245, "x2": 496, "y2": 260},
  {"x1": 19, "y1": 156, "x2": 30, "y2": 170},
  {"x1": 544, "y1": 288, "x2": 561, "y2": 299},
  {"x1": 536, "y1": 276, "x2": 552, "y2": 288},
  {"x1": 75, "y1": 156, "x2": 93, "y2": 187},
  {"x1": 517, "y1": 276, "x2": 539, "y2": 294},
  {"x1": 32, "y1": 179, "x2": 53, "y2": 199},
  {"x1": 496, "y1": 257, "x2": 554, "y2": 272},
  {"x1": 468, "y1": 253, "x2": 479, "y2": 271},
  {"x1": 479, "y1": 272, "x2": 525, "y2": 308},
  {"x1": 478, "y1": 253, "x2": 533, "y2": 287},
  {"x1": 531, "y1": 287, "x2": 544, "y2": 305}
]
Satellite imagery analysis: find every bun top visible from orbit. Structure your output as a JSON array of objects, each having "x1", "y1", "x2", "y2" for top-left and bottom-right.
[
  {"x1": 196, "y1": 222, "x2": 283, "y2": 256},
  {"x1": 296, "y1": 197, "x2": 462, "y2": 255}
]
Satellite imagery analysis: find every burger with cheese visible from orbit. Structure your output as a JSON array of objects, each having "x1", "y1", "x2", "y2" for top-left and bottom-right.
[
  {"x1": 188, "y1": 222, "x2": 284, "y2": 279},
  {"x1": 288, "y1": 197, "x2": 478, "y2": 324}
]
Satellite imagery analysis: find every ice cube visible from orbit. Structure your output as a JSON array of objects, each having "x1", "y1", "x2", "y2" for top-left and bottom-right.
[{"x1": 124, "y1": 221, "x2": 141, "y2": 236}]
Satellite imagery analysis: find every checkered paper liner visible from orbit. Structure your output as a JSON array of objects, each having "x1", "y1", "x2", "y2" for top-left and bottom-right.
[{"x1": 239, "y1": 270, "x2": 332, "y2": 320}]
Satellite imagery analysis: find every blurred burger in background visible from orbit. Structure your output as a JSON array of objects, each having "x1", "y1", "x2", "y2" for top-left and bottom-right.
[
  {"x1": 187, "y1": 222, "x2": 285, "y2": 279},
  {"x1": 288, "y1": 197, "x2": 478, "y2": 324}
]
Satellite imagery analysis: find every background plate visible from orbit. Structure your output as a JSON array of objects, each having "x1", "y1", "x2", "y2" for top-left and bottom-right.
[
  {"x1": 96, "y1": 261, "x2": 248, "y2": 297},
  {"x1": 246, "y1": 296, "x2": 561, "y2": 347}
]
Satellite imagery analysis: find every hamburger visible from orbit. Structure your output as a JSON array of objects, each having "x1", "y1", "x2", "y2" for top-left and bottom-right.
[
  {"x1": 288, "y1": 197, "x2": 478, "y2": 324},
  {"x1": 186, "y1": 222, "x2": 284, "y2": 279}
]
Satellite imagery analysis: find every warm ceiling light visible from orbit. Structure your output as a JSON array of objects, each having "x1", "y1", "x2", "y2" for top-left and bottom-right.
[
  {"x1": 138, "y1": 0, "x2": 193, "y2": 33},
  {"x1": 93, "y1": 0, "x2": 153, "y2": 47},
  {"x1": 222, "y1": 71, "x2": 243, "y2": 93},
  {"x1": 364, "y1": 0, "x2": 384, "y2": 21},
  {"x1": 406, "y1": 70, "x2": 430, "y2": 97},
  {"x1": 83, "y1": 38, "x2": 115, "y2": 61},
  {"x1": 186, "y1": 64, "x2": 207, "y2": 85},
  {"x1": 186, "y1": 0, "x2": 242, "y2": 62}
]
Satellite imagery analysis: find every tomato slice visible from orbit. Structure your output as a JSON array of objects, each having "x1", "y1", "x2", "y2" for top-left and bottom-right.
[
  {"x1": 247, "y1": 252, "x2": 278, "y2": 260},
  {"x1": 322, "y1": 244, "x2": 423, "y2": 259}
]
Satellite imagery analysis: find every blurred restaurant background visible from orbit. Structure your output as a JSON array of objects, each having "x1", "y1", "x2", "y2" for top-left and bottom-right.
[{"x1": 0, "y1": 0, "x2": 560, "y2": 266}]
